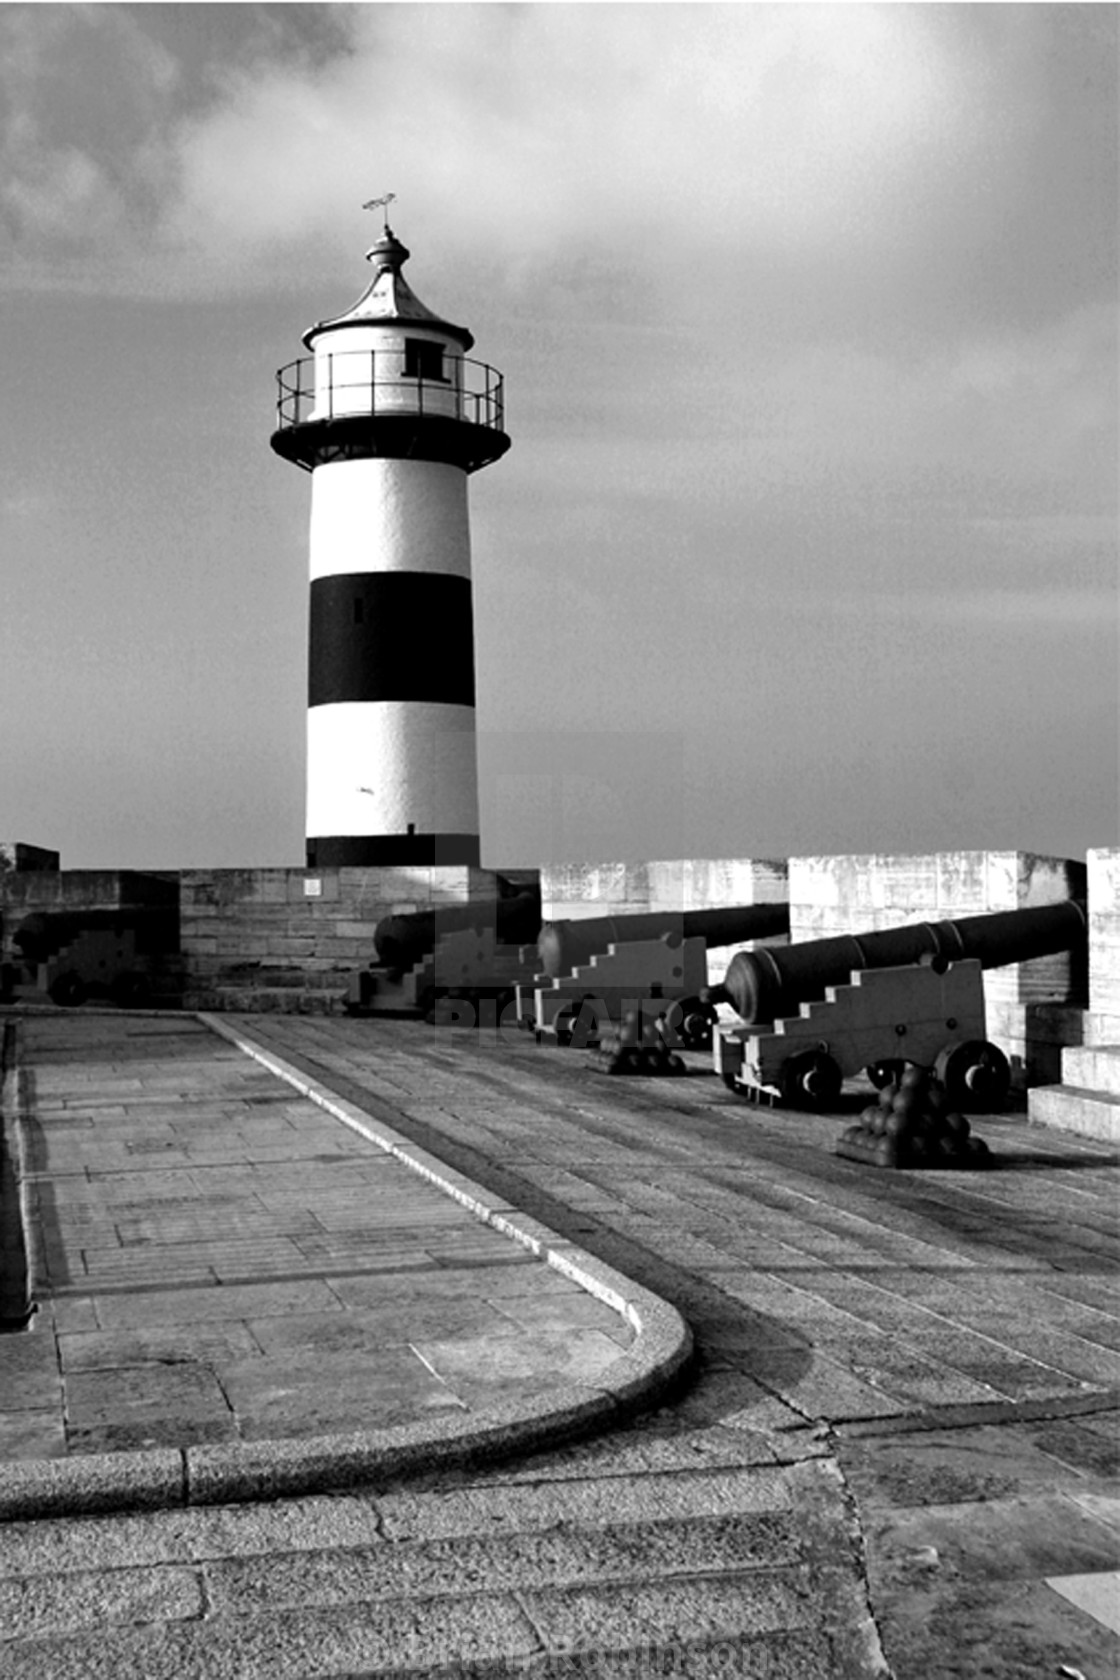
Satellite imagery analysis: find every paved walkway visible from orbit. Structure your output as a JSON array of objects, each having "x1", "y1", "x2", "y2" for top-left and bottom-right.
[
  {"x1": 0, "y1": 1014, "x2": 685, "y2": 1513},
  {"x1": 1, "y1": 1010, "x2": 1117, "y2": 1678}
]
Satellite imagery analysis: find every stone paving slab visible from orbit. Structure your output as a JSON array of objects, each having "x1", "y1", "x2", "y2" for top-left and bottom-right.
[
  {"x1": 0, "y1": 1014, "x2": 691, "y2": 1517},
  {"x1": 248, "y1": 1016, "x2": 1120, "y2": 1422},
  {"x1": 836, "y1": 1414, "x2": 1120, "y2": 1677}
]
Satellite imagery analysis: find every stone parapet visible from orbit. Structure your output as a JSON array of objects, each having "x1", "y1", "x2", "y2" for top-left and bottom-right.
[
  {"x1": 0, "y1": 869, "x2": 177, "y2": 914},
  {"x1": 540, "y1": 857, "x2": 788, "y2": 921},
  {"x1": 178, "y1": 864, "x2": 538, "y2": 1011}
]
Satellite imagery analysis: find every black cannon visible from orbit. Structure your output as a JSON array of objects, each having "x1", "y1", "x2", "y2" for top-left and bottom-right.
[
  {"x1": 711, "y1": 898, "x2": 1088, "y2": 1110},
  {"x1": 373, "y1": 887, "x2": 541, "y2": 974},
  {"x1": 526, "y1": 903, "x2": 790, "y2": 1049},
  {"x1": 537, "y1": 903, "x2": 790, "y2": 981},
  {"x1": 707, "y1": 899, "x2": 1087, "y2": 1027},
  {"x1": 10, "y1": 907, "x2": 181, "y2": 1008}
]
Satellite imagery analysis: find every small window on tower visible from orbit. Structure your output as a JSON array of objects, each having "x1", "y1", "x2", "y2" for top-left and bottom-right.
[{"x1": 404, "y1": 339, "x2": 447, "y2": 382}]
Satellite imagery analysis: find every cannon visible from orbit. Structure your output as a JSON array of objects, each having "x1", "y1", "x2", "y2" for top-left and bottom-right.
[
  {"x1": 536, "y1": 903, "x2": 789, "y2": 980},
  {"x1": 712, "y1": 899, "x2": 1088, "y2": 1110},
  {"x1": 525, "y1": 902, "x2": 790, "y2": 1049},
  {"x1": 348, "y1": 886, "x2": 542, "y2": 1018},
  {"x1": 373, "y1": 888, "x2": 540, "y2": 973},
  {"x1": 9, "y1": 908, "x2": 182, "y2": 1008}
]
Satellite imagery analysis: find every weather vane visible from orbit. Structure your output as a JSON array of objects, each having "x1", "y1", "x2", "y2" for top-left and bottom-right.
[{"x1": 362, "y1": 193, "x2": 397, "y2": 231}]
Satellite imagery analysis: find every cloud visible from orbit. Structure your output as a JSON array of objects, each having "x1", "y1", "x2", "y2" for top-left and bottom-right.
[
  {"x1": 0, "y1": 6, "x2": 177, "y2": 253},
  {"x1": 157, "y1": 6, "x2": 1020, "y2": 279},
  {"x1": 1, "y1": 4, "x2": 1074, "y2": 304}
]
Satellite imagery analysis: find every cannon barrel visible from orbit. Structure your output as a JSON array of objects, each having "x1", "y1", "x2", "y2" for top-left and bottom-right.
[
  {"x1": 12, "y1": 910, "x2": 167, "y2": 965},
  {"x1": 537, "y1": 903, "x2": 790, "y2": 981},
  {"x1": 709, "y1": 898, "x2": 1088, "y2": 1026},
  {"x1": 374, "y1": 889, "x2": 541, "y2": 972}
]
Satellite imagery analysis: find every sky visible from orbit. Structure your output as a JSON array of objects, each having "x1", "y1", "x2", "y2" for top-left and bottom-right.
[{"x1": 1, "y1": 2, "x2": 1116, "y2": 872}]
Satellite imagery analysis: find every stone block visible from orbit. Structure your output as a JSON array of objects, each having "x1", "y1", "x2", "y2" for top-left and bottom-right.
[
  {"x1": 332, "y1": 920, "x2": 382, "y2": 941},
  {"x1": 182, "y1": 936, "x2": 219, "y2": 958},
  {"x1": 180, "y1": 900, "x2": 220, "y2": 921},
  {"x1": 255, "y1": 940, "x2": 312, "y2": 962},
  {"x1": 1061, "y1": 1044, "x2": 1120, "y2": 1096},
  {"x1": 934, "y1": 851, "x2": 988, "y2": 911},
  {"x1": 541, "y1": 861, "x2": 630, "y2": 916},
  {"x1": 664, "y1": 857, "x2": 787, "y2": 911},
  {"x1": 371, "y1": 868, "x2": 434, "y2": 902},
  {"x1": 335, "y1": 867, "x2": 384, "y2": 902},
  {"x1": 0, "y1": 842, "x2": 59, "y2": 873},
  {"x1": 1089, "y1": 847, "x2": 1120, "y2": 907},
  {"x1": 1088, "y1": 980, "x2": 1120, "y2": 1018},
  {"x1": 237, "y1": 876, "x2": 293, "y2": 905},
  {"x1": 1086, "y1": 1011, "x2": 1120, "y2": 1047},
  {"x1": 1089, "y1": 937, "x2": 1120, "y2": 984}
]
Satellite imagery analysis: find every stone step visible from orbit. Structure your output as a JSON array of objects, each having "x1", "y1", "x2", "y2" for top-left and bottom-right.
[
  {"x1": 1028, "y1": 1082, "x2": 1120, "y2": 1145},
  {"x1": 1061, "y1": 1043, "x2": 1120, "y2": 1096}
]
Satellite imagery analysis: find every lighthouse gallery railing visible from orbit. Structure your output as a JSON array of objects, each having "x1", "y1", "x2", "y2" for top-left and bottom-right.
[{"x1": 274, "y1": 352, "x2": 505, "y2": 433}]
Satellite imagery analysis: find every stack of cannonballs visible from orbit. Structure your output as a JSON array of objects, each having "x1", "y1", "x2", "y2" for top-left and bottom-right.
[
  {"x1": 590, "y1": 1009, "x2": 687, "y2": 1077},
  {"x1": 837, "y1": 1063, "x2": 992, "y2": 1169}
]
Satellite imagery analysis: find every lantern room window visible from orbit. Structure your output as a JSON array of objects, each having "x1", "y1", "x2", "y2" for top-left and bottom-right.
[{"x1": 404, "y1": 338, "x2": 447, "y2": 382}]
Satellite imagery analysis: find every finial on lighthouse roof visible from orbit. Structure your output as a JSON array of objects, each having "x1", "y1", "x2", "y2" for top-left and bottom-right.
[{"x1": 303, "y1": 194, "x2": 473, "y2": 350}]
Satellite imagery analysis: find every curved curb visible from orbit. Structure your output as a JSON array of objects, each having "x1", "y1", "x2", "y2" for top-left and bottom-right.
[{"x1": 0, "y1": 1015, "x2": 693, "y2": 1521}]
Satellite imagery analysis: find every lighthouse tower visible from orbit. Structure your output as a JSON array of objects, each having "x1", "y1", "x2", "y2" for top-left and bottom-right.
[{"x1": 271, "y1": 214, "x2": 510, "y2": 868}]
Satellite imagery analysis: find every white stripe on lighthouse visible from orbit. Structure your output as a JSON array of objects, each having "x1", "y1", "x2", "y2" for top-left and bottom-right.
[
  {"x1": 309, "y1": 459, "x2": 471, "y2": 582},
  {"x1": 306, "y1": 701, "x2": 479, "y2": 839}
]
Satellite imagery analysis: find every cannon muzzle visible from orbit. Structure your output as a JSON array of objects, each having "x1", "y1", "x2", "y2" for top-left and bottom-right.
[
  {"x1": 537, "y1": 903, "x2": 789, "y2": 981},
  {"x1": 710, "y1": 898, "x2": 1088, "y2": 1026}
]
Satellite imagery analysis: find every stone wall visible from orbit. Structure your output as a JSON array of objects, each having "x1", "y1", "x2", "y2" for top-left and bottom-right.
[
  {"x1": 787, "y1": 851, "x2": 1088, "y2": 1087},
  {"x1": 0, "y1": 870, "x2": 177, "y2": 916},
  {"x1": 180, "y1": 865, "x2": 539, "y2": 1012}
]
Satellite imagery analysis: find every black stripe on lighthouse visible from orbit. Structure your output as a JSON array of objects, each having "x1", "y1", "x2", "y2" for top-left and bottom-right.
[{"x1": 308, "y1": 573, "x2": 475, "y2": 708}]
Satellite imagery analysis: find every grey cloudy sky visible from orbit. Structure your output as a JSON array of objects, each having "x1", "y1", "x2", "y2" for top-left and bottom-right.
[{"x1": 1, "y1": 3, "x2": 1116, "y2": 870}]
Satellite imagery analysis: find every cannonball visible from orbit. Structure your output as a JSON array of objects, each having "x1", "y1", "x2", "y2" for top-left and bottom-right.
[{"x1": 925, "y1": 1082, "x2": 949, "y2": 1116}]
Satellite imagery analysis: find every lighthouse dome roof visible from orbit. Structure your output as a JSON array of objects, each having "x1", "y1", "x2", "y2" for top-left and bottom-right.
[{"x1": 303, "y1": 228, "x2": 474, "y2": 351}]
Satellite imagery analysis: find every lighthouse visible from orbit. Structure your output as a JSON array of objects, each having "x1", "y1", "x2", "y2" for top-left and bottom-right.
[{"x1": 271, "y1": 209, "x2": 510, "y2": 868}]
